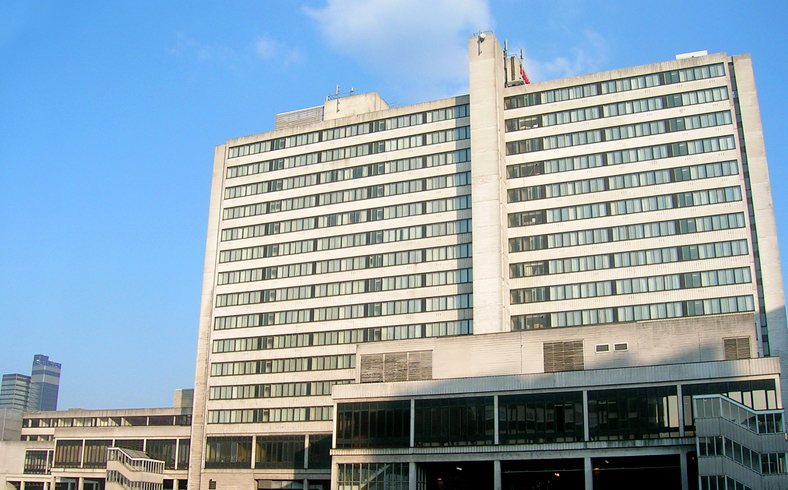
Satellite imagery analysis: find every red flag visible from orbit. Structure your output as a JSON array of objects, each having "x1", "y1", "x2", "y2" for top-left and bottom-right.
[{"x1": 520, "y1": 65, "x2": 531, "y2": 85}]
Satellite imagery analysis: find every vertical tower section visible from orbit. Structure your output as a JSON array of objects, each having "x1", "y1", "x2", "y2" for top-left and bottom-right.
[
  {"x1": 189, "y1": 93, "x2": 473, "y2": 489},
  {"x1": 728, "y1": 54, "x2": 788, "y2": 393},
  {"x1": 28, "y1": 354, "x2": 60, "y2": 411},
  {"x1": 469, "y1": 33, "x2": 511, "y2": 335}
]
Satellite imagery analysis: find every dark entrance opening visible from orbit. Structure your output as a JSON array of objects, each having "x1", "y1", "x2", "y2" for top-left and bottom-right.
[
  {"x1": 420, "y1": 461, "x2": 493, "y2": 490},
  {"x1": 592, "y1": 455, "x2": 681, "y2": 490},
  {"x1": 501, "y1": 458, "x2": 584, "y2": 490}
]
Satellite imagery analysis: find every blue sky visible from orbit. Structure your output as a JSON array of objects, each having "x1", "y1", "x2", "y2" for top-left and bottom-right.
[{"x1": 1, "y1": 0, "x2": 786, "y2": 409}]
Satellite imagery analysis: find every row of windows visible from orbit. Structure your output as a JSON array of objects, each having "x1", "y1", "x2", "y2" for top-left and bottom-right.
[
  {"x1": 321, "y1": 126, "x2": 470, "y2": 164},
  {"x1": 218, "y1": 242, "x2": 472, "y2": 285},
  {"x1": 698, "y1": 436, "x2": 787, "y2": 474},
  {"x1": 510, "y1": 239, "x2": 749, "y2": 278},
  {"x1": 700, "y1": 476, "x2": 755, "y2": 490},
  {"x1": 506, "y1": 110, "x2": 732, "y2": 155},
  {"x1": 511, "y1": 295, "x2": 754, "y2": 330},
  {"x1": 221, "y1": 195, "x2": 471, "y2": 241},
  {"x1": 207, "y1": 406, "x2": 332, "y2": 424},
  {"x1": 227, "y1": 126, "x2": 470, "y2": 177},
  {"x1": 509, "y1": 186, "x2": 742, "y2": 227},
  {"x1": 219, "y1": 219, "x2": 471, "y2": 263},
  {"x1": 508, "y1": 160, "x2": 738, "y2": 203},
  {"x1": 216, "y1": 269, "x2": 472, "y2": 307},
  {"x1": 549, "y1": 187, "x2": 739, "y2": 226},
  {"x1": 212, "y1": 320, "x2": 472, "y2": 353},
  {"x1": 210, "y1": 354, "x2": 355, "y2": 377},
  {"x1": 505, "y1": 86, "x2": 728, "y2": 132},
  {"x1": 222, "y1": 171, "x2": 470, "y2": 220},
  {"x1": 227, "y1": 104, "x2": 469, "y2": 159},
  {"x1": 224, "y1": 149, "x2": 469, "y2": 199},
  {"x1": 214, "y1": 293, "x2": 473, "y2": 330},
  {"x1": 511, "y1": 267, "x2": 751, "y2": 304},
  {"x1": 209, "y1": 380, "x2": 351, "y2": 400},
  {"x1": 504, "y1": 63, "x2": 725, "y2": 109},
  {"x1": 509, "y1": 212, "x2": 746, "y2": 252},
  {"x1": 337, "y1": 384, "x2": 768, "y2": 449},
  {"x1": 507, "y1": 135, "x2": 737, "y2": 178}
]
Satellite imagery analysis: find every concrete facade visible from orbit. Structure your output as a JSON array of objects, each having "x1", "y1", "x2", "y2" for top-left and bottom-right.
[
  {"x1": 1, "y1": 396, "x2": 192, "y2": 490},
  {"x1": 186, "y1": 32, "x2": 788, "y2": 490}
]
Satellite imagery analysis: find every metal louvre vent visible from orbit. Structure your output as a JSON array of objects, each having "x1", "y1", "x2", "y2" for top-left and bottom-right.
[
  {"x1": 359, "y1": 351, "x2": 432, "y2": 383},
  {"x1": 274, "y1": 106, "x2": 325, "y2": 130},
  {"x1": 543, "y1": 341, "x2": 584, "y2": 373},
  {"x1": 723, "y1": 337, "x2": 751, "y2": 360}
]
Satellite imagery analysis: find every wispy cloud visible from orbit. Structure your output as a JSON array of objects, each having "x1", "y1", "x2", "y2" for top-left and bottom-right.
[
  {"x1": 168, "y1": 32, "x2": 238, "y2": 62},
  {"x1": 168, "y1": 32, "x2": 303, "y2": 67},
  {"x1": 255, "y1": 35, "x2": 303, "y2": 65},
  {"x1": 304, "y1": 0, "x2": 493, "y2": 97},
  {"x1": 519, "y1": 31, "x2": 609, "y2": 83}
]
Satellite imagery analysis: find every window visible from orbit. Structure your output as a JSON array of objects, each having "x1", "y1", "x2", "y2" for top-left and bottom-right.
[
  {"x1": 204, "y1": 437, "x2": 252, "y2": 468},
  {"x1": 499, "y1": 392, "x2": 584, "y2": 444},
  {"x1": 336, "y1": 401, "x2": 411, "y2": 448},
  {"x1": 414, "y1": 397, "x2": 494, "y2": 447},
  {"x1": 255, "y1": 435, "x2": 305, "y2": 469}
]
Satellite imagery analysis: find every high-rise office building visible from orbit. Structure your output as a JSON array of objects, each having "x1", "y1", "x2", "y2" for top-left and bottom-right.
[
  {"x1": 0, "y1": 374, "x2": 31, "y2": 411},
  {"x1": 0, "y1": 355, "x2": 61, "y2": 412},
  {"x1": 28, "y1": 355, "x2": 61, "y2": 411},
  {"x1": 189, "y1": 33, "x2": 788, "y2": 489}
]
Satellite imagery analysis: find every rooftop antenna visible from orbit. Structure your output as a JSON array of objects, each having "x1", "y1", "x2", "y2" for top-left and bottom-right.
[
  {"x1": 504, "y1": 39, "x2": 508, "y2": 57},
  {"x1": 335, "y1": 84, "x2": 340, "y2": 96},
  {"x1": 520, "y1": 48, "x2": 524, "y2": 59}
]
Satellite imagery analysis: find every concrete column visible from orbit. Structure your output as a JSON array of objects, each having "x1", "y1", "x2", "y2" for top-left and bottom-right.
[
  {"x1": 77, "y1": 477, "x2": 84, "y2": 490},
  {"x1": 20, "y1": 481, "x2": 25, "y2": 490},
  {"x1": 583, "y1": 391, "x2": 590, "y2": 442},
  {"x1": 468, "y1": 32, "x2": 510, "y2": 335},
  {"x1": 250, "y1": 435, "x2": 257, "y2": 469},
  {"x1": 680, "y1": 451, "x2": 689, "y2": 490},
  {"x1": 410, "y1": 399, "x2": 415, "y2": 448},
  {"x1": 584, "y1": 458, "x2": 593, "y2": 490},
  {"x1": 493, "y1": 460, "x2": 501, "y2": 490},
  {"x1": 676, "y1": 384, "x2": 685, "y2": 437},
  {"x1": 330, "y1": 462, "x2": 339, "y2": 490},
  {"x1": 493, "y1": 395, "x2": 500, "y2": 445},
  {"x1": 409, "y1": 462, "x2": 417, "y2": 490},
  {"x1": 303, "y1": 479, "x2": 309, "y2": 490},
  {"x1": 304, "y1": 434, "x2": 310, "y2": 469}
]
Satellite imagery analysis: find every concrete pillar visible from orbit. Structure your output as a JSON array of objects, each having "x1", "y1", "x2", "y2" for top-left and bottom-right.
[
  {"x1": 409, "y1": 462, "x2": 417, "y2": 490},
  {"x1": 680, "y1": 451, "x2": 689, "y2": 490},
  {"x1": 584, "y1": 457, "x2": 593, "y2": 490},
  {"x1": 493, "y1": 460, "x2": 501, "y2": 490},
  {"x1": 410, "y1": 399, "x2": 415, "y2": 448},
  {"x1": 493, "y1": 396, "x2": 500, "y2": 445},
  {"x1": 330, "y1": 462, "x2": 339, "y2": 490},
  {"x1": 172, "y1": 480, "x2": 178, "y2": 490},
  {"x1": 468, "y1": 32, "x2": 510, "y2": 335},
  {"x1": 250, "y1": 435, "x2": 257, "y2": 469},
  {"x1": 77, "y1": 477, "x2": 84, "y2": 490},
  {"x1": 583, "y1": 391, "x2": 590, "y2": 441},
  {"x1": 676, "y1": 384, "x2": 685, "y2": 437}
]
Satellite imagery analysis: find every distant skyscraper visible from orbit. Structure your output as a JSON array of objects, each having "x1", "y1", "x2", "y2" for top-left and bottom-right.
[
  {"x1": 0, "y1": 374, "x2": 31, "y2": 411},
  {"x1": 28, "y1": 355, "x2": 61, "y2": 411},
  {"x1": 0, "y1": 355, "x2": 60, "y2": 412}
]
